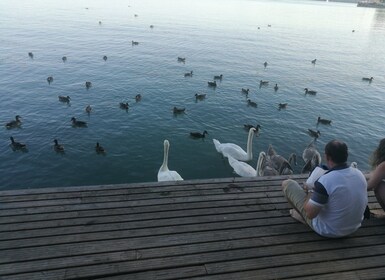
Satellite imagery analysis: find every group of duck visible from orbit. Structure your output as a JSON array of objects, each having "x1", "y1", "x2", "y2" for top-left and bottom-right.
[{"x1": 5, "y1": 115, "x2": 106, "y2": 154}]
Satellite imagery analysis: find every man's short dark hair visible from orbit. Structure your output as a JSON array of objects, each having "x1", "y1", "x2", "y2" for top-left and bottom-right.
[{"x1": 325, "y1": 140, "x2": 348, "y2": 164}]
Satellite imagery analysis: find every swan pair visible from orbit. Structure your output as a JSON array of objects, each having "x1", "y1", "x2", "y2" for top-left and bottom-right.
[
  {"x1": 158, "y1": 140, "x2": 183, "y2": 182},
  {"x1": 228, "y1": 151, "x2": 287, "y2": 177}
]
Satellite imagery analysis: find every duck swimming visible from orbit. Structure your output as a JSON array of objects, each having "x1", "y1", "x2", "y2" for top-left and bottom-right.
[
  {"x1": 241, "y1": 88, "x2": 250, "y2": 94},
  {"x1": 247, "y1": 99, "x2": 257, "y2": 107},
  {"x1": 208, "y1": 81, "x2": 217, "y2": 87},
  {"x1": 177, "y1": 57, "x2": 186, "y2": 62},
  {"x1": 184, "y1": 71, "x2": 193, "y2": 77},
  {"x1": 85, "y1": 105, "x2": 92, "y2": 113},
  {"x1": 317, "y1": 116, "x2": 332, "y2": 125},
  {"x1": 304, "y1": 88, "x2": 317, "y2": 95},
  {"x1": 190, "y1": 130, "x2": 208, "y2": 138},
  {"x1": 362, "y1": 77, "x2": 373, "y2": 82},
  {"x1": 274, "y1": 84, "x2": 279, "y2": 91},
  {"x1": 58, "y1": 96, "x2": 71, "y2": 103},
  {"x1": 135, "y1": 94, "x2": 142, "y2": 102},
  {"x1": 85, "y1": 81, "x2": 92, "y2": 89},
  {"x1": 6, "y1": 115, "x2": 22, "y2": 129},
  {"x1": 47, "y1": 76, "x2": 53, "y2": 85},
  {"x1": 10, "y1": 136, "x2": 26, "y2": 150},
  {"x1": 103, "y1": 55, "x2": 107, "y2": 61},
  {"x1": 195, "y1": 93, "x2": 206, "y2": 100},
  {"x1": 28, "y1": 52, "x2": 33, "y2": 59},
  {"x1": 95, "y1": 142, "x2": 105, "y2": 154},
  {"x1": 263, "y1": 62, "x2": 268, "y2": 68},
  {"x1": 132, "y1": 41, "x2": 139, "y2": 45},
  {"x1": 173, "y1": 107, "x2": 185, "y2": 114},
  {"x1": 311, "y1": 59, "x2": 317, "y2": 64},
  {"x1": 278, "y1": 103, "x2": 287, "y2": 110},
  {"x1": 214, "y1": 74, "x2": 223, "y2": 80},
  {"x1": 53, "y1": 139, "x2": 64, "y2": 153},
  {"x1": 62, "y1": 56, "x2": 67, "y2": 62},
  {"x1": 259, "y1": 80, "x2": 269, "y2": 87},
  {"x1": 120, "y1": 102, "x2": 129, "y2": 110},
  {"x1": 308, "y1": 129, "x2": 321, "y2": 138},
  {"x1": 71, "y1": 117, "x2": 87, "y2": 127}
]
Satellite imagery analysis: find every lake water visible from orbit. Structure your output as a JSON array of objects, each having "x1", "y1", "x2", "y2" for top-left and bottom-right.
[{"x1": 1, "y1": 0, "x2": 384, "y2": 190}]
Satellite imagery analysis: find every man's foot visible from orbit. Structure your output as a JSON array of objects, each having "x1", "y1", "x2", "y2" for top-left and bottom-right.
[{"x1": 290, "y1": 209, "x2": 306, "y2": 224}]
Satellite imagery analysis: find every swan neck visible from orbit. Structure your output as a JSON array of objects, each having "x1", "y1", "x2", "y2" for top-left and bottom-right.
[
  {"x1": 246, "y1": 129, "x2": 254, "y2": 157},
  {"x1": 161, "y1": 141, "x2": 169, "y2": 171}
]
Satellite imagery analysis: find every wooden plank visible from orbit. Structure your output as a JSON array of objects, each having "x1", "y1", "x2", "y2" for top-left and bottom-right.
[{"x1": 2, "y1": 233, "x2": 384, "y2": 276}]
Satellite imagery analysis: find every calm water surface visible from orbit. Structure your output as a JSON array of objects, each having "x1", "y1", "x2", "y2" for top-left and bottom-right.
[{"x1": 0, "y1": 0, "x2": 384, "y2": 190}]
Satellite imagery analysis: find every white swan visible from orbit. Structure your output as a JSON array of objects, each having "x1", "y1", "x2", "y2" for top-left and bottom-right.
[
  {"x1": 302, "y1": 141, "x2": 321, "y2": 173},
  {"x1": 228, "y1": 155, "x2": 257, "y2": 177},
  {"x1": 157, "y1": 140, "x2": 183, "y2": 182},
  {"x1": 213, "y1": 127, "x2": 256, "y2": 162}
]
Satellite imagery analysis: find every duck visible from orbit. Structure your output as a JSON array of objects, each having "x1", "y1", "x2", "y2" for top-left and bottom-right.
[
  {"x1": 213, "y1": 127, "x2": 256, "y2": 162},
  {"x1": 274, "y1": 84, "x2": 279, "y2": 91},
  {"x1": 10, "y1": 136, "x2": 26, "y2": 150},
  {"x1": 120, "y1": 102, "x2": 129, "y2": 110},
  {"x1": 260, "y1": 80, "x2": 269, "y2": 86},
  {"x1": 28, "y1": 52, "x2": 34, "y2": 59},
  {"x1": 195, "y1": 93, "x2": 206, "y2": 100},
  {"x1": 177, "y1": 57, "x2": 186, "y2": 62},
  {"x1": 173, "y1": 107, "x2": 185, "y2": 114},
  {"x1": 99, "y1": 21, "x2": 102, "y2": 25},
  {"x1": 95, "y1": 142, "x2": 105, "y2": 154},
  {"x1": 135, "y1": 94, "x2": 142, "y2": 102},
  {"x1": 311, "y1": 59, "x2": 317, "y2": 64},
  {"x1": 150, "y1": 25, "x2": 154, "y2": 28},
  {"x1": 267, "y1": 144, "x2": 296, "y2": 175},
  {"x1": 85, "y1": 105, "x2": 92, "y2": 113},
  {"x1": 241, "y1": 88, "x2": 250, "y2": 94},
  {"x1": 157, "y1": 140, "x2": 183, "y2": 182},
  {"x1": 62, "y1": 56, "x2": 67, "y2": 62},
  {"x1": 85, "y1": 81, "x2": 92, "y2": 89},
  {"x1": 278, "y1": 103, "x2": 287, "y2": 110},
  {"x1": 47, "y1": 76, "x2": 53, "y2": 84},
  {"x1": 263, "y1": 62, "x2": 268, "y2": 68},
  {"x1": 243, "y1": 124, "x2": 261, "y2": 135},
  {"x1": 103, "y1": 55, "x2": 107, "y2": 61},
  {"x1": 214, "y1": 74, "x2": 223, "y2": 80},
  {"x1": 184, "y1": 71, "x2": 193, "y2": 77},
  {"x1": 71, "y1": 117, "x2": 87, "y2": 127},
  {"x1": 6, "y1": 115, "x2": 22, "y2": 129},
  {"x1": 317, "y1": 116, "x2": 332, "y2": 125},
  {"x1": 208, "y1": 81, "x2": 217, "y2": 87},
  {"x1": 58, "y1": 95, "x2": 71, "y2": 103},
  {"x1": 53, "y1": 139, "x2": 64, "y2": 153},
  {"x1": 190, "y1": 130, "x2": 208, "y2": 138},
  {"x1": 132, "y1": 40, "x2": 139, "y2": 45},
  {"x1": 308, "y1": 129, "x2": 321, "y2": 138},
  {"x1": 362, "y1": 77, "x2": 373, "y2": 82},
  {"x1": 247, "y1": 99, "x2": 257, "y2": 107},
  {"x1": 302, "y1": 141, "x2": 322, "y2": 173},
  {"x1": 304, "y1": 88, "x2": 317, "y2": 95}
]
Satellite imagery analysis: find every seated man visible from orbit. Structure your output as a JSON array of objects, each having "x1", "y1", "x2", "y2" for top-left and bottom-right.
[{"x1": 282, "y1": 140, "x2": 368, "y2": 238}]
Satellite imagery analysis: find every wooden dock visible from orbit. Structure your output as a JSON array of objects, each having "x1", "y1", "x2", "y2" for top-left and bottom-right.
[{"x1": 1, "y1": 174, "x2": 385, "y2": 280}]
